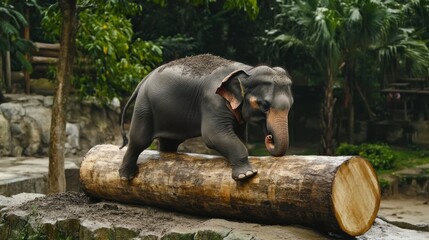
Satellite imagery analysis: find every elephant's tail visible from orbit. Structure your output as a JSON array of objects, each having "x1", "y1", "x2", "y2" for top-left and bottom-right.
[{"x1": 119, "y1": 73, "x2": 151, "y2": 149}]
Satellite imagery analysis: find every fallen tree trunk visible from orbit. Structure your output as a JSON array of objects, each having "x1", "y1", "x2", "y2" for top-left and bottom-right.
[{"x1": 80, "y1": 144, "x2": 381, "y2": 237}]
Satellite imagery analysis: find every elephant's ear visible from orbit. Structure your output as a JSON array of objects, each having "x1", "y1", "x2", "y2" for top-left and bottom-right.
[{"x1": 216, "y1": 70, "x2": 249, "y2": 110}]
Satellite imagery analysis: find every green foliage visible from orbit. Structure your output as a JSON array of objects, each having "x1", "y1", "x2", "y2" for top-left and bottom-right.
[
  {"x1": 154, "y1": 34, "x2": 199, "y2": 61},
  {"x1": 0, "y1": 2, "x2": 27, "y2": 50},
  {"x1": 336, "y1": 143, "x2": 396, "y2": 170},
  {"x1": 378, "y1": 178, "x2": 390, "y2": 189},
  {"x1": 266, "y1": 0, "x2": 429, "y2": 80},
  {"x1": 134, "y1": 0, "x2": 264, "y2": 65},
  {"x1": 0, "y1": 1, "x2": 37, "y2": 71},
  {"x1": 393, "y1": 145, "x2": 429, "y2": 170},
  {"x1": 42, "y1": 0, "x2": 162, "y2": 102},
  {"x1": 223, "y1": 0, "x2": 259, "y2": 20},
  {"x1": 152, "y1": 0, "x2": 258, "y2": 19}
]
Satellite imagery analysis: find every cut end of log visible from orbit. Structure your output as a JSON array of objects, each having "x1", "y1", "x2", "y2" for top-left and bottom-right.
[{"x1": 332, "y1": 156, "x2": 381, "y2": 236}]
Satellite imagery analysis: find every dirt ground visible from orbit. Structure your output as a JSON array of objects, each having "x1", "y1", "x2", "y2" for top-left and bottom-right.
[{"x1": 14, "y1": 192, "x2": 205, "y2": 236}]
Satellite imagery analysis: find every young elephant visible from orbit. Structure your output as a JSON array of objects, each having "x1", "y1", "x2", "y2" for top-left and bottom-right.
[{"x1": 119, "y1": 54, "x2": 293, "y2": 181}]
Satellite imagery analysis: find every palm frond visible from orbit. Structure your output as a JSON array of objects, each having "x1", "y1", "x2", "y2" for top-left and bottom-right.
[
  {"x1": 273, "y1": 34, "x2": 304, "y2": 50},
  {"x1": 401, "y1": 39, "x2": 429, "y2": 75},
  {"x1": 0, "y1": 8, "x2": 20, "y2": 30},
  {"x1": 0, "y1": 21, "x2": 19, "y2": 36},
  {"x1": 0, "y1": 35, "x2": 10, "y2": 50},
  {"x1": 9, "y1": 9, "x2": 28, "y2": 27},
  {"x1": 14, "y1": 51, "x2": 32, "y2": 72}
]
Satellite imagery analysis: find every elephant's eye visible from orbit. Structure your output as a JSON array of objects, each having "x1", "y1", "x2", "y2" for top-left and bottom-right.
[{"x1": 260, "y1": 101, "x2": 270, "y2": 112}]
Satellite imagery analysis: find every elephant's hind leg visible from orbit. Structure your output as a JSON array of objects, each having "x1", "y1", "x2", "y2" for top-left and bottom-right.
[{"x1": 119, "y1": 111, "x2": 153, "y2": 181}]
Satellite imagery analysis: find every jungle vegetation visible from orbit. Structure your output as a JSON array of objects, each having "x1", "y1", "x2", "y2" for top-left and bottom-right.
[{"x1": 1, "y1": 0, "x2": 429, "y2": 175}]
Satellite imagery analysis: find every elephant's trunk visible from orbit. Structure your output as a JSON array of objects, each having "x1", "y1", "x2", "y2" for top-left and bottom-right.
[{"x1": 265, "y1": 109, "x2": 289, "y2": 156}]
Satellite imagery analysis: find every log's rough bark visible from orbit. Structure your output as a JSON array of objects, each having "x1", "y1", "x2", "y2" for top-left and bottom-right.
[{"x1": 80, "y1": 144, "x2": 381, "y2": 237}]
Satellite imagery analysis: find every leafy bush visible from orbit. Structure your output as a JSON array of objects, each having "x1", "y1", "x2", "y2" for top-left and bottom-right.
[
  {"x1": 0, "y1": 1, "x2": 38, "y2": 72},
  {"x1": 336, "y1": 143, "x2": 396, "y2": 171},
  {"x1": 41, "y1": 1, "x2": 162, "y2": 102}
]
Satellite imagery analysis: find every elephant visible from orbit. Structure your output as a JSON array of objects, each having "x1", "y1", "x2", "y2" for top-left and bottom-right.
[{"x1": 119, "y1": 54, "x2": 293, "y2": 181}]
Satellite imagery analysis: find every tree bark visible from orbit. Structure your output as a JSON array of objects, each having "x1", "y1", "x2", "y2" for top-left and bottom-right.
[
  {"x1": 320, "y1": 67, "x2": 337, "y2": 155},
  {"x1": 0, "y1": 53, "x2": 3, "y2": 98},
  {"x1": 345, "y1": 59, "x2": 355, "y2": 144},
  {"x1": 48, "y1": 0, "x2": 77, "y2": 194},
  {"x1": 4, "y1": 51, "x2": 11, "y2": 93},
  {"x1": 24, "y1": 7, "x2": 30, "y2": 94},
  {"x1": 80, "y1": 144, "x2": 381, "y2": 237}
]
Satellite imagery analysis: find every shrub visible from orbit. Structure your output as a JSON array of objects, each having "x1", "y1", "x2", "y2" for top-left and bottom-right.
[{"x1": 336, "y1": 143, "x2": 396, "y2": 171}]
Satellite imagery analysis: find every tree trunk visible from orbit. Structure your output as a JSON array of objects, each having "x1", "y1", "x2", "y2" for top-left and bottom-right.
[
  {"x1": 345, "y1": 60, "x2": 355, "y2": 144},
  {"x1": 24, "y1": 7, "x2": 30, "y2": 94},
  {"x1": 0, "y1": 53, "x2": 3, "y2": 100},
  {"x1": 48, "y1": 0, "x2": 77, "y2": 194},
  {"x1": 4, "y1": 51, "x2": 11, "y2": 93},
  {"x1": 80, "y1": 144, "x2": 381, "y2": 237},
  {"x1": 320, "y1": 67, "x2": 336, "y2": 155}
]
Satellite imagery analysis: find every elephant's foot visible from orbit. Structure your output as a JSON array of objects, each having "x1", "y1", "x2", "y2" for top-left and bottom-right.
[
  {"x1": 231, "y1": 163, "x2": 258, "y2": 181},
  {"x1": 119, "y1": 163, "x2": 138, "y2": 181}
]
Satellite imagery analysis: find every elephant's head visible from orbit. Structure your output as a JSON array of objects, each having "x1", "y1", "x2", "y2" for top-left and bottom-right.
[{"x1": 216, "y1": 66, "x2": 293, "y2": 156}]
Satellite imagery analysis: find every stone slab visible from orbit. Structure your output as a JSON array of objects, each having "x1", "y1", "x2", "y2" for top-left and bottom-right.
[
  {"x1": 0, "y1": 157, "x2": 80, "y2": 196},
  {"x1": 0, "y1": 192, "x2": 428, "y2": 240}
]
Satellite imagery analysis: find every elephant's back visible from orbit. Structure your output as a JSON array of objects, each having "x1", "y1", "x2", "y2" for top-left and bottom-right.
[{"x1": 157, "y1": 54, "x2": 234, "y2": 78}]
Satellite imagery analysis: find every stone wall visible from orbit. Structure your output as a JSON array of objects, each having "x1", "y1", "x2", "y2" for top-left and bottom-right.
[{"x1": 0, "y1": 94, "x2": 121, "y2": 157}]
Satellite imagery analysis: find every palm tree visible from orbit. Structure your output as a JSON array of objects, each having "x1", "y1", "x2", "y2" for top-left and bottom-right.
[
  {"x1": 266, "y1": 0, "x2": 429, "y2": 154},
  {"x1": 373, "y1": 2, "x2": 429, "y2": 82},
  {"x1": 339, "y1": 0, "x2": 396, "y2": 143},
  {"x1": 270, "y1": 0, "x2": 345, "y2": 154}
]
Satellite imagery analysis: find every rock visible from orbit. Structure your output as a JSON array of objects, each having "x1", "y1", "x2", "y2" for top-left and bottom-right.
[
  {"x1": 0, "y1": 103, "x2": 25, "y2": 122},
  {"x1": 162, "y1": 227, "x2": 196, "y2": 240},
  {"x1": 0, "y1": 193, "x2": 45, "y2": 210},
  {"x1": 0, "y1": 112, "x2": 11, "y2": 156},
  {"x1": 0, "y1": 94, "x2": 121, "y2": 158},
  {"x1": 22, "y1": 116, "x2": 42, "y2": 156},
  {"x1": 1, "y1": 192, "x2": 429, "y2": 240},
  {"x1": 8, "y1": 116, "x2": 43, "y2": 156},
  {"x1": 66, "y1": 122, "x2": 80, "y2": 155},
  {"x1": 43, "y1": 96, "x2": 54, "y2": 107},
  {"x1": 11, "y1": 146, "x2": 23, "y2": 157},
  {"x1": 109, "y1": 97, "x2": 121, "y2": 110},
  {"x1": 25, "y1": 106, "x2": 52, "y2": 145},
  {"x1": 358, "y1": 218, "x2": 429, "y2": 240}
]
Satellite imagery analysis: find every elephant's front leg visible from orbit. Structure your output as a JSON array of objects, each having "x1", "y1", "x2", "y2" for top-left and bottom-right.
[{"x1": 202, "y1": 119, "x2": 257, "y2": 181}]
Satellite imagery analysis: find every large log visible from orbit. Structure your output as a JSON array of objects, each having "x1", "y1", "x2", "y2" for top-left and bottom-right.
[{"x1": 80, "y1": 144, "x2": 381, "y2": 236}]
